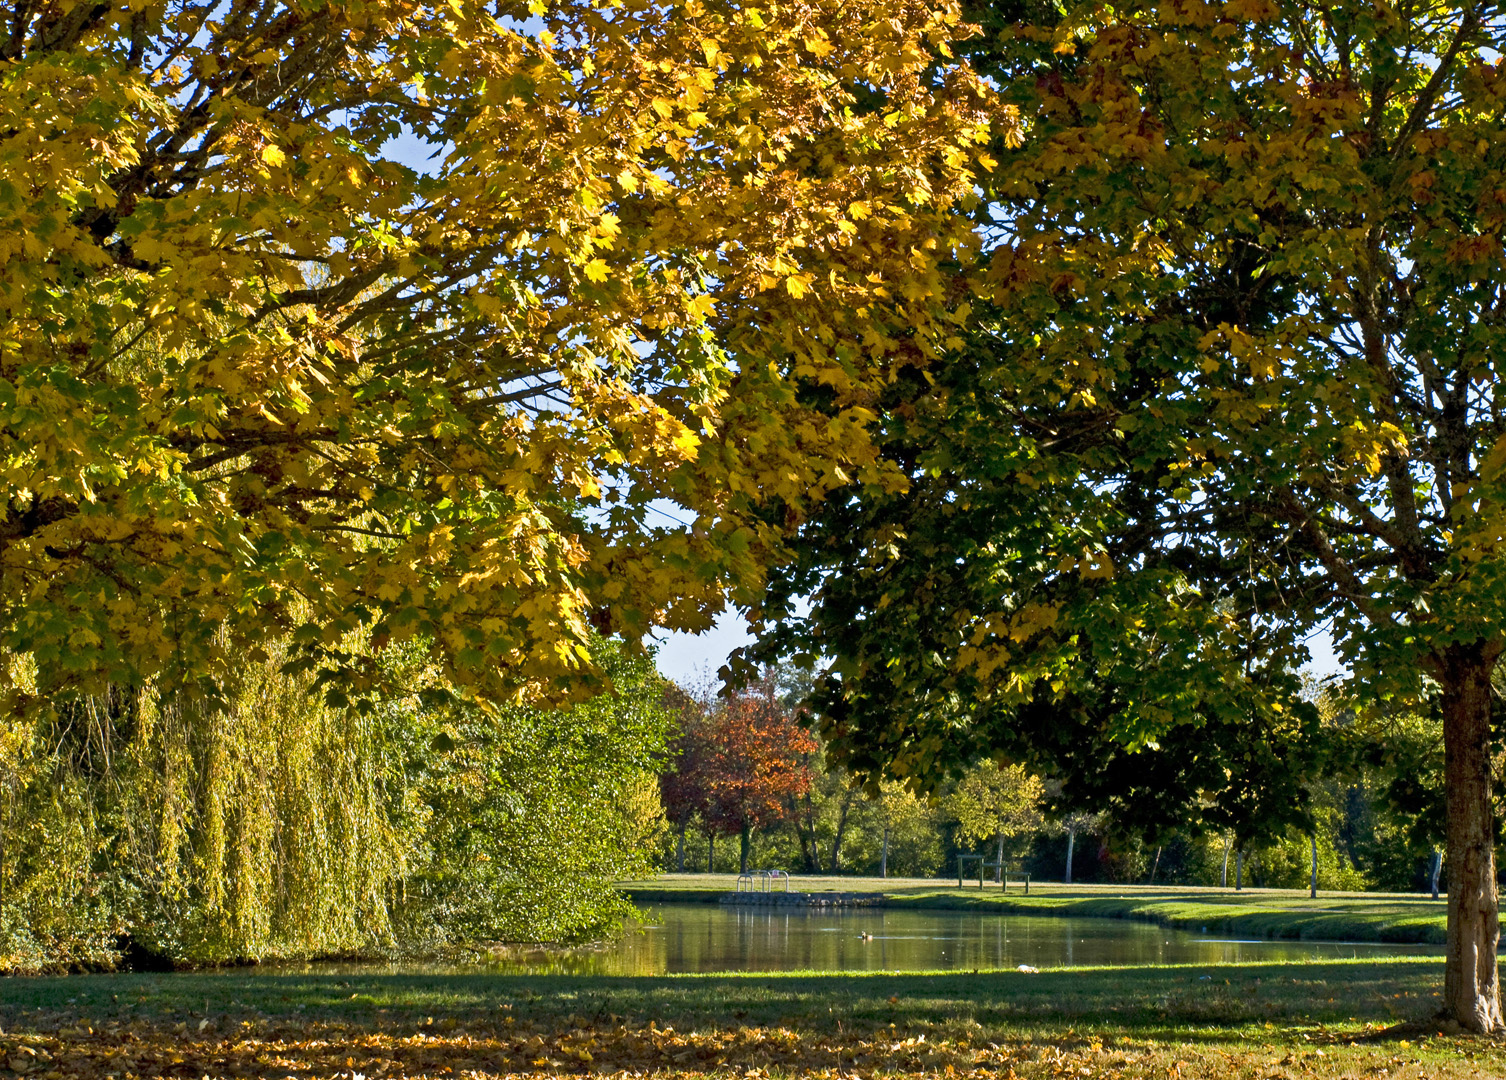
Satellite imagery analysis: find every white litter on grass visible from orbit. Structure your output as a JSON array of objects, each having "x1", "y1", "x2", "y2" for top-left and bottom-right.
[{"x1": 1016, "y1": 964, "x2": 1039, "y2": 973}]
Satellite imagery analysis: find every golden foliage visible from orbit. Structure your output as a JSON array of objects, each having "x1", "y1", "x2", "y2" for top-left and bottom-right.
[{"x1": 0, "y1": 0, "x2": 1007, "y2": 707}]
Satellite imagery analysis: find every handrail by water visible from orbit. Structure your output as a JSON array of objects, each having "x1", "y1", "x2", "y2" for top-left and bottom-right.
[{"x1": 734, "y1": 869, "x2": 792, "y2": 893}]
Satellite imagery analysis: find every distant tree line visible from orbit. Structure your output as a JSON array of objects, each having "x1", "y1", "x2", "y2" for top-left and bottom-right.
[{"x1": 656, "y1": 670, "x2": 1454, "y2": 895}]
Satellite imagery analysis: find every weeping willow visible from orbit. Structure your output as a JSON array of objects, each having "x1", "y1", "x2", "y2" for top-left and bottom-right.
[{"x1": 0, "y1": 638, "x2": 669, "y2": 971}]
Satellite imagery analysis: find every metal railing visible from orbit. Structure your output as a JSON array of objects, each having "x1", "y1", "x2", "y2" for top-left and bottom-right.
[{"x1": 735, "y1": 869, "x2": 793, "y2": 893}]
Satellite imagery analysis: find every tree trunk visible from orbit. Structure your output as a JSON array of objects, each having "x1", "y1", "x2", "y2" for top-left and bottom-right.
[
  {"x1": 676, "y1": 823, "x2": 687, "y2": 873},
  {"x1": 1221, "y1": 835, "x2": 1230, "y2": 889},
  {"x1": 881, "y1": 827, "x2": 890, "y2": 879},
  {"x1": 1235, "y1": 848, "x2": 1243, "y2": 891},
  {"x1": 740, "y1": 824, "x2": 751, "y2": 875},
  {"x1": 1431, "y1": 849, "x2": 1443, "y2": 901},
  {"x1": 1148, "y1": 845, "x2": 1161, "y2": 886},
  {"x1": 830, "y1": 789, "x2": 856, "y2": 874},
  {"x1": 994, "y1": 832, "x2": 1004, "y2": 883},
  {"x1": 1310, "y1": 833, "x2": 1318, "y2": 899},
  {"x1": 1064, "y1": 828, "x2": 1075, "y2": 886},
  {"x1": 1441, "y1": 645, "x2": 1503, "y2": 1032},
  {"x1": 802, "y1": 791, "x2": 821, "y2": 872}
]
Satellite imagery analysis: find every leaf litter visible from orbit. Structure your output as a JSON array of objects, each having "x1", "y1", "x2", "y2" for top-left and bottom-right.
[{"x1": 0, "y1": 1005, "x2": 1498, "y2": 1080}]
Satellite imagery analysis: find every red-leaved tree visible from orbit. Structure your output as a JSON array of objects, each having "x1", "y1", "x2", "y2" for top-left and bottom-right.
[
  {"x1": 705, "y1": 682, "x2": 818, "y2": 874},
  {"x1": 660, "y1": 678, "x2": 817, "y2": 874}
]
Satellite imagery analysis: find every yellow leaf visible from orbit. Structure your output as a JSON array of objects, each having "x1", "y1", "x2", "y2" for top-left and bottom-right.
[
  {"x1": 584, "y1": 259, "x2": 610, "y2": 283},
  {"x1": 786, "y1": 276, "x2": 809, "y2": 298},
  {"x1": 261, "y1": 144, "x2": 287, "y2": 167}
]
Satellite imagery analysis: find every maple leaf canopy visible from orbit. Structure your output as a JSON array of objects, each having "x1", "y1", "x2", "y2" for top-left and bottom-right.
[{"x1": 0, "y1": 0, "x2": 1006, "y2": 708}]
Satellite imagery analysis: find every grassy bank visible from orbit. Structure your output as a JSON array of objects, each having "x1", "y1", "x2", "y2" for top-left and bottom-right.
[
  {"x1": 619, "y1": 875, "x2": 1449, "y2": 944},
  {"x1": 0, "y1": 959, "x2": 1497, "y2": 1078}
]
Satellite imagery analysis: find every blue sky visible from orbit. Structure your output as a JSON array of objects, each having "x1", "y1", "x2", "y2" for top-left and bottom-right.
[
  {"x1": 654, "y1": 611, "x2": 1347, "y2": 690},
  {"x1": 652, "y1": 608, "x2": 753, "y2": 688}
]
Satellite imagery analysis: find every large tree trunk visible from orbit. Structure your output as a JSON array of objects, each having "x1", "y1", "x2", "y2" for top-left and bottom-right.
[
  {"x1": 1064, "y1": 828, "x2": 1075, "y2": 885},
  {"x1": 1441, "y1": 645, "x2": 1503, "y2": 1032}
]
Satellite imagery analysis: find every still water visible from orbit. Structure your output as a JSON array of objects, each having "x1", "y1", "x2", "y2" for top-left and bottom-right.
[{"x1": 270, "y1": 903, "x2": 1442, "y2": 977}]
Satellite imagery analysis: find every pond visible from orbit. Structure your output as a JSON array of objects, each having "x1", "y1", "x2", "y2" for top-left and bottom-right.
[{"x1": 266, "y1": 902, "x2": 1443, "y2": 977}]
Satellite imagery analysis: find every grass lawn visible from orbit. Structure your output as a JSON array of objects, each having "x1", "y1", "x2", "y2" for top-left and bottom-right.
[
  {"x1": 618, "y1": 876, "x2": 1449, "y2": 944},
  {"x1": 0, "y1": 959, "x2": 1500, "y2": 1079}
]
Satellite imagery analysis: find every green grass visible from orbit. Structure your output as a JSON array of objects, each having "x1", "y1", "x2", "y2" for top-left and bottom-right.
[
  {"x1": 620, "y1": 874, "x2": 1449, "y2": 944},
  {"x1": 0, "y1": 959, "x2": 1500, "y2": 1078},
  {"x1": 0, "y1": 877, "x2": 1474, "y2": 1079}
]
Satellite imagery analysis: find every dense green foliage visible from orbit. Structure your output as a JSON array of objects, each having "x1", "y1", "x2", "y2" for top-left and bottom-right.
[
  {"x1": 0, "y1": 640, "x2": 670, "y2": 972},
  {"x1": 742, "y1": 0, "x2": 1506, "y2": 1027},
  {"x1": 655, "y1": 686, "x2": 1443, "y2": 894}
]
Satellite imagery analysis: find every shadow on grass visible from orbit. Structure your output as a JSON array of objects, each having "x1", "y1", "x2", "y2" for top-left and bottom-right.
[
  {"x1": 0, "y1": 959, "x2": 1446, "y2": 1032},
  {"x1": 0, "y1": 961, "x2": 1487, "y2": 1080}
]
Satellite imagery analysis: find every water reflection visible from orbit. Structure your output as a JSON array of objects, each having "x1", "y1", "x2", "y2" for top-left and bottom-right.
[{"x1": 262, "y1": 903, "x2": 1442, "y2": 977}]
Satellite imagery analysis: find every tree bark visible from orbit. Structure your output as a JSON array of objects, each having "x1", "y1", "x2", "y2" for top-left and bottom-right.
[
  {"x1": 740, "y1": 824, "x2": 751, "y2": 875},
  {"x1": 1310, "y1": 834, "x2": 1318, "y2": 899},
  {"x1": 1221, "y1": 835, "x2": 1230, "y2": 889},
  {"x1": 1148, "y1": 845, "x2": 1161, "y2": 886},
  {"x1": 1431, "y1": 849, "x2": 1443, "y2": 901},
  {"x1": 830, "y1": 788, "x2": 856, "y2": 873},
  {"x1": 1235, "y1": 848, "x2": 1243, "y2": 891},
  {"x1": 1441, "y1": 645, "x2": 1503, "y2": 1032},
  {"x1": 1064, "y1": 828, "x2": 1075, "y2": 886},
  {"x1": 801, "y1": 791, "x2": 821, "y2": 872},
  {"x1": 994, "y1": 831, "x2": 1005, "y2": 883}
]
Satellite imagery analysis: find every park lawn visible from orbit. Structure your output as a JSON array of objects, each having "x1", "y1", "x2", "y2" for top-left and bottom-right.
[
  {"x1": 618, "y1": 876, "x2": 1449, "y2": 945},
  {"x1": 0, "y1": 959, "x2": 1499, "y2": 1079}
]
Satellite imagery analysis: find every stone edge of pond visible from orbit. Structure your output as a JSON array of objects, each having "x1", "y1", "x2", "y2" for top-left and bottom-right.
[{"x1": 619, "y1": 889, "x2": 1448, "y2": 946}]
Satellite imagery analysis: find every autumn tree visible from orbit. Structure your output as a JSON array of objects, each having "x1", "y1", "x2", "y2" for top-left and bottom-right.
[
  {"x1": 680, "y1": 678, "x2": 817, "y2": 874},
  {"x1": 751, "y1": 0, "x2": 1506, "y2": 1030},
  {"x1": 0, "y1": 0, "x2": 999, "y2": 712},
  {"x1": 947, "y1": 761, "x2": 1042, "y2": 880}
]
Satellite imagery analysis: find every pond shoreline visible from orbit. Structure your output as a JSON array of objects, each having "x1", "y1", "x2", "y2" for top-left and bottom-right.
[{"x1": 621, "y1": 884, "x2": 1449, "y2": 946}]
